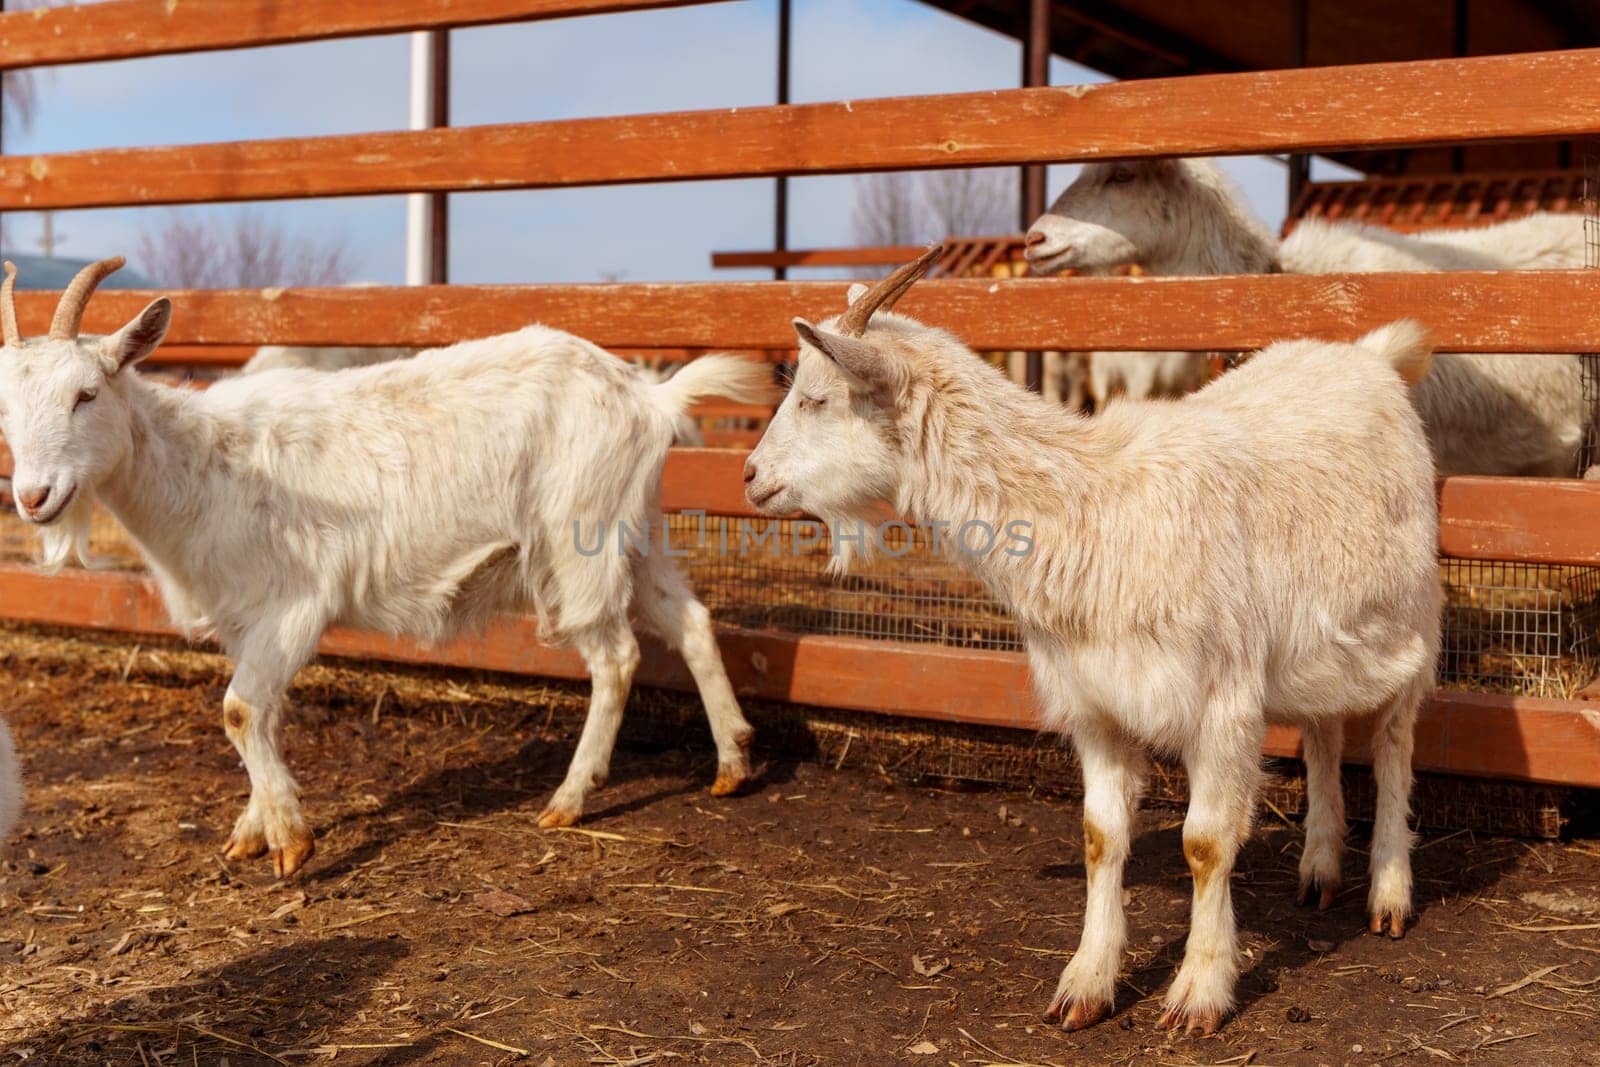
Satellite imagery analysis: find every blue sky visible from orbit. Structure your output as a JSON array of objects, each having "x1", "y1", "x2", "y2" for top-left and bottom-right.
[{"x1": 1, "y1": 0, "x2": 1354, "y2": 284}]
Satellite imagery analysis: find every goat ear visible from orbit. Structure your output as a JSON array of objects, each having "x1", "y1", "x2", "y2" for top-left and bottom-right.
[
  {"x1": 100, "y1": 298, "x2": 171, "y2": 373},
  {"x1": 846, "y1": 282, "x2": 869, "y2": 304},
  {"x1": 792, "y1": 318, "x2": 906, "y2": 398}
]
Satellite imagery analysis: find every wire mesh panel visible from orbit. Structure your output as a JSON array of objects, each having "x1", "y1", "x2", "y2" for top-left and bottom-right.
[
  {"x1": 1583, "y1": 153, "x2": 1600, "y2": 475},
  {"x1": 666, "y1": 514, "x2": 1020, "y2": 650},
  {"x1": 1438, "y1": 560, "x2": 1600, "y2": 697},
  {"x1": 1, "y1": 507, "x2": 1597, "y2": 700}
]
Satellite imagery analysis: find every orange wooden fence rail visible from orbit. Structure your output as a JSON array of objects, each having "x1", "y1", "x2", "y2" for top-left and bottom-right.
[
  {"x1": 658, "y1": 451, "x2": 1600, "y2": 567},
  {"x1": 3, "y1": 50, "x2": 1598, "y2": 210},
  {"x1": 0, "y1": 448, "x2": 1587, "y2": 567},
  {"x1": 1, "y1": 561, "x2": 1594, "y2": 788},
  {"x1": 0, "y1": 0, "x2": 728, "y2": 70},
  {"x1": 12, "y1": 271, "x2": 1600, "y2": 351}
]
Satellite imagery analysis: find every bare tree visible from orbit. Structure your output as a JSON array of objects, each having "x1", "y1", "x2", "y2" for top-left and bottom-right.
[
  {"x1": 0, "y1": 0, "x2": 57, "y2": 135},
  {"x1": 920, "y1": 168, "x2": 1016, "y2": 237},
  {"x1": 851, "y1": 172, "x2": 922, "y2": 248},
  {"x1": 852, "y1": 168, "x2": 1019, "y2": 254},
  {"x1": 136, "y1": 208, "x2": 355, "y2": 289}
]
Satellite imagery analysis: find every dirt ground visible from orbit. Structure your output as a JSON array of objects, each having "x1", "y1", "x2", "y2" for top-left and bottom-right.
[{"x1": 0, "y1": 625, "x2": 1597, "y2": 1066}]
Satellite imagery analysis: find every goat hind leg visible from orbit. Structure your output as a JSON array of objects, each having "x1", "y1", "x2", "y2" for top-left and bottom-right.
[
  {"x1": 1297, "y1": 719, "x2": 1345, "y2": 910},
  {"x1": 539, "y1": 622, "x2": 640, "y2": 828},
  {"x1": 1368, "y1": 681, "x2": 1422, "y2": 939},
  {"x1": 632, "y1": 551, "x2": 754, "y2": 795},
  {"x1": 1161, "y1": 716, "x2": 1263, "y2": 1037}
]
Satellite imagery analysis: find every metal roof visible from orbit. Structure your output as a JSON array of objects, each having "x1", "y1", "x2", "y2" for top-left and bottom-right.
[
  {"x1": 919, "y1": 0, "x2": 1600, "y2": 176},
  {"x1": 1289, "y1": 169, "x2": 1589, "y2": 232},
  {"x1": 0, "y1": 254, "x2": 155, "y2": 290}
]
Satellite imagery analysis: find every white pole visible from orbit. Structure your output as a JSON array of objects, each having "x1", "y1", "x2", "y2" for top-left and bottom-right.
[{"x1": 404, "y1": 31, "x2": 435, "y2": 286}]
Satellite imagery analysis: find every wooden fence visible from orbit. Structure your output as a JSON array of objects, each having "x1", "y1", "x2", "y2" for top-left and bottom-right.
[{"x1": 1, "y1": 2, "x2": 1598, "y2": 787}]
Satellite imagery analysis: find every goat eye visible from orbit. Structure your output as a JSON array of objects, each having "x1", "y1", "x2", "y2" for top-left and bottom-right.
[
  {"x1": 799, "y1": 395, "x2": 826, "y2": 412},
  {"x1": 74, "y1": 389, "x2": 97, "y2": 409},
  {"x1": 1109, "y1": 167, "x2": 1137, "y2": 184}
]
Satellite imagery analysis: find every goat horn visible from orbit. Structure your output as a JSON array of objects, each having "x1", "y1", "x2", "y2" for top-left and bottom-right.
[
  {"x1": 1, "y1": 262, "x2": 18, "y2": 348},
  {"x1": 49, "y1": 256, "x2": 125, "y2": 340},
  {"x1": 836, "y1": 243, "x2": 943, "y2": 337}
]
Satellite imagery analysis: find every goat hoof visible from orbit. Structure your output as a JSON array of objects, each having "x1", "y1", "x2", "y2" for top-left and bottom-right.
[
  {"x1": 223, "y1": 830, "x2": 268, "y2": 862},
  {"x1": 1370, "y1": 911, "x2": 1408, "y2": 939},
  {"x1": 710, "y1": 767, "x2": 749, "y2": 797},
  {"x1": 1297, "y1": 877, "x2": 1341, "y2": 911},
  {"x1": 1049, "y1": 995, "x2": 1111, "y2": 1032},
  {"x1": 270, "y1": 833, "x2": 315, "y2": 879},
  {"x1": 1158, "y1": 1003, "x2": 1222, "y2": 1037},
  {"x1": 537, "y1": 806, "x2": 580, "y2": 830}
]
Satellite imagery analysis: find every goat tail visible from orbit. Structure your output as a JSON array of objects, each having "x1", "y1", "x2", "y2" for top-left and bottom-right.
[
  {"x1": 1358, "y1": 319, "x2": 1435, "y2": 389},
  {"x1": 648, "y1": 353, "x2": 776, "y2": 418}
]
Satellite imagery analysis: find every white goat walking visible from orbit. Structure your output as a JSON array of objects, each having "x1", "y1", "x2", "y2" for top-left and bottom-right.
[
  {"x1": 244, "y1": 346, "x2": 708, "y2": 445},
  {"x1": 0, "y1": 258, "x2": 768, "y2": 877},
  {"x1": 1026, "y1": 159, "x2": 1589, "y2": 475},
  {"x1": 742, "y1": 249, "x2": 1441, "y2": 1034},
  {"x1": 241, "y1": 345, "x2": 417, "y2": 373}
]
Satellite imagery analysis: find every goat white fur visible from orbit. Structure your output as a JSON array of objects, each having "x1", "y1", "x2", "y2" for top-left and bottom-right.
[
  {"x1": 0, "y1": 258, "x2": 768, "y2": 877},
  {"x1": 1027, "y1": 159, "x2": 1589, "y2": 475},
  {"x1": 242, "y1": 345, "x2": 418, "y2": 373},
  {"x1": 743, "y1": 252, "x2": 1441, "y2": 1034},
  {"x1": 244, "y1": 346, "x2": 708, "y2": 446}
]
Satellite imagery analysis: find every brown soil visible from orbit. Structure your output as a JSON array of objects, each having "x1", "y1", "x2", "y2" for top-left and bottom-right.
[{"x1": 0, "y1": 625, "x2": 1597, "y2": 1066}]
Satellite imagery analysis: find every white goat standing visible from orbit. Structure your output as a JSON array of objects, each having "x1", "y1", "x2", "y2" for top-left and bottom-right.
[
  {"x1": 1026, "y1": 159, "x2": 1589, "y2": 475},
  {"x1": 0, "y1": 258, "x2": 768, "y2": 877},
  {"x1": 742, "y1": 249, "x2": 1441, "y2": 1034}
]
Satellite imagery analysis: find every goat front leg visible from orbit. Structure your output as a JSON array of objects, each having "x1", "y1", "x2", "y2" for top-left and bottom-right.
[
  {"x1": 1297, "y1": 718, "x2": 1345, "y2": 910},
  {"x1": 1161, "y1": 714, "x2": 1264, "y2": 1037},
  {"x1": 632, "y1": 550, "x2": 754, "y2": 795},
  {"x1": 1048, "y1": 721, "x2": 1147, "y2": 1031},
  {"x1": 221, "y1": 616, "x2": 322, "y2": 877},
  {"x1": 539, "y1": 621, "x2": 640, "y2": 828},
  {"x1": 1368, "y1": 681, "x2": 1423, "y2": 938}
]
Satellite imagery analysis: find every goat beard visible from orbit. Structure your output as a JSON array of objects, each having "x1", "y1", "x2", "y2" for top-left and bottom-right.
[
  {"x1": 816, "y1": 504, "x2": 888, "y2": 577},
  {"x1": 35, "y1": 487, "x2": 107, "y2": 574}
]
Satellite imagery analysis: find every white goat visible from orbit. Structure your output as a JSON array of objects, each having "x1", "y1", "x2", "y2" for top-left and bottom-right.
[
  {"x1": 244, "y1": 346, "x2": 708, "y2": 445},
  {"x1": 742, "y1": 250, "x2": 1441, "y2": 1034},
  {"x1": 1026, "y1": 159, "x2": 1589, "y2": 475},
  {"x1": 242, "y1": 345, "x2": 417, "y2": 373},
  {"x1": 0, "y1": 257, "x2": 769, "y2": 877}
]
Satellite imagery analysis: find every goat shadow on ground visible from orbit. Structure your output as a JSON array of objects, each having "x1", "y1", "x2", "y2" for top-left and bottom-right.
[
  {"x1": 305, "y1": 682, "x2": 780, "y2": 884},
  {"x1": 1032, "y1": 802, "x2": 1526, "y2": 1023},
  {"x1": 9, "y1": 935, "x2": 418, "y2": 1065}
]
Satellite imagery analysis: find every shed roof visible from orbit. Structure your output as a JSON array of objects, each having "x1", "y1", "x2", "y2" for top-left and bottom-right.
[{"x1": 920, "y1": 0, "x2": 1600, "y2": 175}]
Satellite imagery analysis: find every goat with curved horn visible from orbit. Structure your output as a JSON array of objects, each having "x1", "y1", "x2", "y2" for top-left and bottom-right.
[
  {"x1": 49, "y1": 256, "x2": 125, "y2": 340},
  {"x1": 834, "y1": 243, "x2": 944, "y2": 337}
]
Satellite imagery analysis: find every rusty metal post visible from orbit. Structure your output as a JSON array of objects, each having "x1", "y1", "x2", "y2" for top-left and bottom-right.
[
  {"x1": 1452, "y1": 0, "x2": 1468, "y2": 174},
  {"x1": 430, "y1": 29, "x2": 450, "y2": 284},
  {"x1": 773, "y1": 0, "x2": 791, "y2": 281},
  {"x1": 1286, "y1": 0, "x2": 1310, "y2": 215},
  {"x1": 1019, "y1": 0, "x2": 1049, "y2": 232},
  {"x1": 1021, "y1": 0, "x2": 1049, "y2": 392}
]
